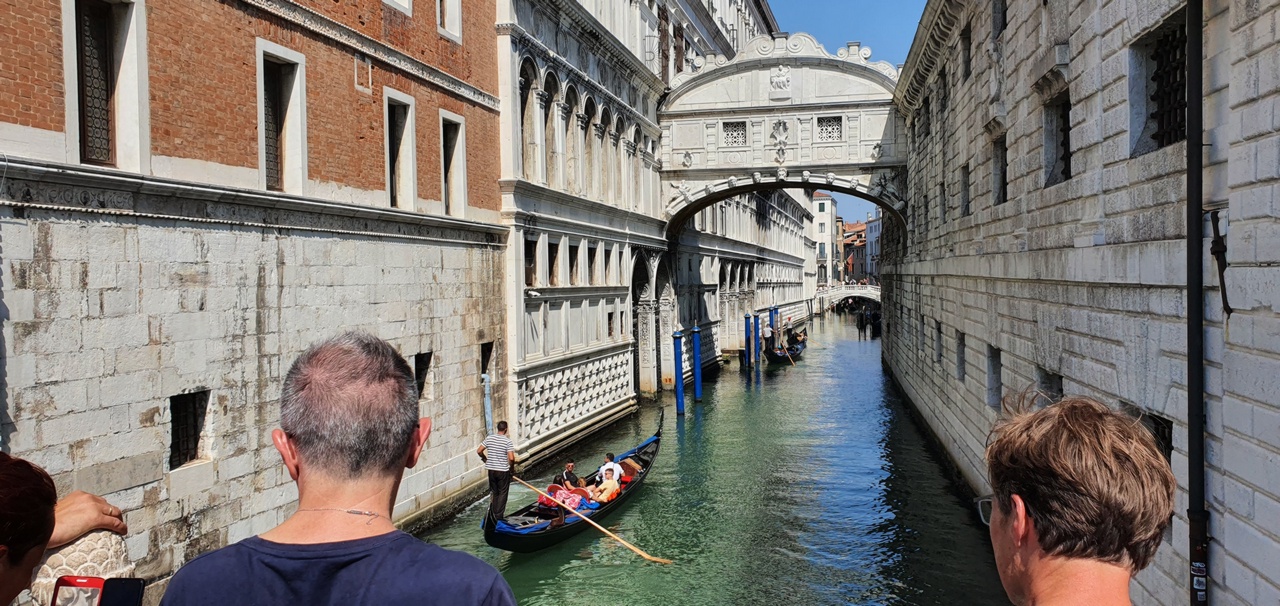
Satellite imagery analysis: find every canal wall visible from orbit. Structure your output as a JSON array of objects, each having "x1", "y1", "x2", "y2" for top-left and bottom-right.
[
  {"x1": 0, "y1": 162, "x2": 507, "y2": 591},
  {"x1": 888, "y1": 2, "x2": 1280, "y2": 605}
]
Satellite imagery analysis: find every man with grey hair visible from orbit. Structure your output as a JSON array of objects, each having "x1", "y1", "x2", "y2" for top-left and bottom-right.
[{"x1": 161, "y1": 332, "x2": 515, "y2": 605}]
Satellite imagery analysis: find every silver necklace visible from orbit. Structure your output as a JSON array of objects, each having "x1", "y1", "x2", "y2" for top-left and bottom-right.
[{"x1": 294, "y1": 508, "x2": 388, "y2": 525}]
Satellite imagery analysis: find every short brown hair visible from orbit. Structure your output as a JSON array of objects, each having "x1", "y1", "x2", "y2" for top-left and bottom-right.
[
  {"x1": 0, "y1": 452, "x2": 58, "y2": 564},
  {"x1": 985, "y1": 396, "x2": 1175, "y2": 573}
]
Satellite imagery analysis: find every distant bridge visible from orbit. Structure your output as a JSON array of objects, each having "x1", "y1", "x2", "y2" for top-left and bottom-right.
[{"x1": 815, "y1": 284, "x2": 881, "y2": 309}]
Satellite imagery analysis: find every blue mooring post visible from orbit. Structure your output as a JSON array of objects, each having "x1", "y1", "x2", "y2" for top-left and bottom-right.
[
  {"x1": 691, "y1": 326, "x2": 703, "y2": 401},
  {"x1": 753, "y1": 314, "x2": 762, "y2": 366},
  {"x1": 673, "y1": 331, "x2": 686, "y2": 416},
  {"x1": 743, "y1": 314, "x2": 753, "y2": 368}
]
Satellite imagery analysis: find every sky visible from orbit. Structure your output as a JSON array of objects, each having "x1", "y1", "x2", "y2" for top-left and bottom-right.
[{"x1": 770, "y1": 0, "x2": 928, "y2": 224}]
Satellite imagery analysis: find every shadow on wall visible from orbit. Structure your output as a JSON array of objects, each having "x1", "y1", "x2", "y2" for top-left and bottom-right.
[{"x1": 0, "y1": 197, "x2": 14, "y2": 452}]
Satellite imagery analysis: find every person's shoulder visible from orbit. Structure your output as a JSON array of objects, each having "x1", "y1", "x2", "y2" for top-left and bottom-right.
[
  {"x1": 160, "y1": 541, "x2": 258, "y2": 604},
  {"x1": 387, "y1": 536, "x2": 511, "y2": 595}
]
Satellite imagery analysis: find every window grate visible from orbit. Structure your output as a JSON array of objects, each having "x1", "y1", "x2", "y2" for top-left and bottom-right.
[
  {"x1": 76, "y1": 0, "x2": 115, "y2": 166},
  {"x1": 1149, "y1": 25, "x2": 1187, "y2": 148},
  {"x1": 1057, "y1": 99, "x2": 1072, "y2": 180},
  {"x1": 817, "y1": 116, "x2": 843, "y2": 142},
  {"x1": 960, "y1": 164, "x2": 971, "y2": 216},
  {"x1": 723, "y1": 121, "x2": 746, "y2": 147},
  {"x1": 961, "y1": 26, "x2": 972, "y2": 79},
  {"x1": 169, "y1": 391, "x2": 209, "y2": 470},
  {"x1": 993, "y1": 136, "x2": 1008, "y2": 205},
  {"x1": 263, "y1": 60, "x2": 286, "y2": 191}
]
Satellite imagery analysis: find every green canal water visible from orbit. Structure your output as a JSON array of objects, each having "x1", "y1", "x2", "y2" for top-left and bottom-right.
[{"x1": 418, "y1": 316, "x2": 1011, "y2": 605}]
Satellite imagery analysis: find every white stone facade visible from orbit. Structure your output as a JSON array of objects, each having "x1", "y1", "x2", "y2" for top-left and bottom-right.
[{"x1": 887, "y1": 1, "x2": 1280, "y2": 604}]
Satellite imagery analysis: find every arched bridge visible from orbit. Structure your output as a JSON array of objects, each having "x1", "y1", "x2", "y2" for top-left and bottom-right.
[
  {"x1": 816, "y1": 284, "x2": 882, "y2": 309},
  {"x1": 659, "y1": 33, "x2": 909, "y2": 236}
]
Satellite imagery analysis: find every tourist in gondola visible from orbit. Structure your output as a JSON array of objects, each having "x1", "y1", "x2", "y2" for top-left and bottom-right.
[
  {"x1": 589, "y1": 469, "x2": 620, "y2": 503},
  {"x1": 555, "y1": 459, "x2": 584, "y2": 488},
  {"x1": 595, "y1": 453, "x2": 624, "y2": 487}
]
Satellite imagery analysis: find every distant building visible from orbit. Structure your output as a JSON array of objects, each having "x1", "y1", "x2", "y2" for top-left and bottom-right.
[
  {"x1": 865, "y1": 208, "x2": 882, "y2": 280},
  {"x1": 842, "y1": 221, "x2": 867, "y2": 282},
  {"x1": 812, "y1": 192, "x2": 840, "y2": 285}
]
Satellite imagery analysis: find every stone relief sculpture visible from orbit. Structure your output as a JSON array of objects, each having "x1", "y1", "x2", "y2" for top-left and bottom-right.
[
  {"x1": 770, "y1": 65, "x2": 792, "y2": 91},
  {"x1": 770, "y1": 120, "x2": 789, "y2": 164}
]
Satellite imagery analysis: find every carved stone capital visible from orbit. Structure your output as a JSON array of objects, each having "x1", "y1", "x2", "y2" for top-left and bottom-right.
[
  {"x1": 593, "y1": 123, "x2": 608, "y2": 138},
  {"x1": 535, "y1": 90, "x2": 551, "y2": 109},
  {"x1": 576, "y1": 113, "x2": 592, "y2": 129},
  {"x1": 623, "y1": 139, "x2": 638, "y2": 155},
  {"x1": 556, "y1": 101, "x2": 572, "y2": 120}
]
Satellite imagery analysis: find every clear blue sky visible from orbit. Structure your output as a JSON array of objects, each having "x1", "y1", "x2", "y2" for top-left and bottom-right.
[{"x1": 770, "y1": 0, "x2": 927, "y2": 223}]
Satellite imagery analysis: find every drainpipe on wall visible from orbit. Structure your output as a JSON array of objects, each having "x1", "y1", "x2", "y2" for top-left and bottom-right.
[{"x1": 1185, "y1": 2, "x2": 1210, "y2": 605}]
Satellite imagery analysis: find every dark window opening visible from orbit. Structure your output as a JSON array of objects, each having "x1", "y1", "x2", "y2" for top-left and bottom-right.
[
  {"x1": 548, "y1": 241, "x2": 561, "y2": 286},
  {"x1": 956, "y1": 332, "x2": 967, "y2": 380},
  {"x1": 603, "y1": 248, "x2": 613, "y2": 285},
  {"x1": 442, "y1": 120, "x2": 462, "y2": 213},
  {"x1": 568, "y1": 243, "x2": 581, "y2": 286},
  {"x1": 387, "y1": 101, "x2": 409, "y2": 208},
  {"x1": 993, "y1": 136, "x2": 1008, "y2": 205},
  {"x1": 1045, "y1": 93, "x2": 1073, "y2": 186},
  {"x1": 480, "y1": 342, "x2": 494, "y2": 376},
  {"x1": 76, "y1": 0, "x2": 116, "y2": 166},
  {"x1": 938, "y1": 181, "x2": 947, "y2": 223},
  {"x1": 524, "y1": 239, "x2": 537, "y2": 287},
  {"x1": 961, "y1": 164, "x2": 972, "y2": 216},
  {"x1": 961, "y1": 26, "x2": 972, "y2": 79},
  {"x1": 934, "y1": 320, "x2": 943, "y2": 364},
  {"x1": 1035, "y1": 367, "x2": 1064, "y2": 407},
  {"x1": 588, "y1": 245, "x2": 598, "y2": 285},
  {"x1": 263, "y1": 60, "x2": 289, "y2": 192},
  {"x1": 993, "y1": 0, "x2": 1008, "y2": 39},
  {"x1": 169, "y1": 390, "x2": 209, "y2": 470},
  {"x1": 1149, "y1": 21, "x2": 1188, "y2": 149},
  {"x1": 413, "y1": 352, "x2": 432, "y2": 399},
  {"x1": 608, "y1": 312, "x2": 617, "y2": 338},
  {"x1": 986, "y1": 345, "x2": 1003, "y2": 410}
]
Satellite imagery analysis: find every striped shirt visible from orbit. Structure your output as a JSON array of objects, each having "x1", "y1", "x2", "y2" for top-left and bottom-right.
[{"x1": 481, "y1": 434, "x2": 514, "y2": 472}]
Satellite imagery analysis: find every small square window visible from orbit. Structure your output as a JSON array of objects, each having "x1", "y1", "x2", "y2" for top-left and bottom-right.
[
  {"x1": 1035, "y1": 367, "x2": 1064, "y2": 407},
  {"x1": 169, "y1": 390, "x2": 209, "y2": 470},
  {"x1": 1130, "y1": 10, "x2": 1187, "y2": 156},
  {"x1": 1044, "y1": 92, "x2": 1072, "y2": 187},
  {"x1": 817, "y1": 116, "x2": 843, "y2": 142},
  {"x1": 480, "y1": 342, "x2": 494, "y2": 377},
  {"x1": 723, "y1": 121, "x2": 747, "y2": 147}
]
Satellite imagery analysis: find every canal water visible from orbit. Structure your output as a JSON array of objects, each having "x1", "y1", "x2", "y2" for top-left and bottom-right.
[{"x1": 419, "y1": 316, "x2": 1011, "y2": 605}]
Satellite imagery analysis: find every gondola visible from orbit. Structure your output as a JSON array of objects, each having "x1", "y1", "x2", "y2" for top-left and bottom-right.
[
  {"x1": 764, "y1": 339, "x2": 806, "y2": 364},
  {"x1": 481, "y1": 411, "x2": 663, "y2": 553}
]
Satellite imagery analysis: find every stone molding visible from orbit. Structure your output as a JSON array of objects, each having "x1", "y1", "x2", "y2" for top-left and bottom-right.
[
  {"x1": 893, "y1": 0, "x2": 967, "y2": 112},
  {"x1": 669, "y1": 32, "x2": 900, "y2": 92},
  {"x1": 241, "y1": 0, "x2": 499, "y2": 110},
  {"x1": 0, "y1": 156, "x2": 506, "y2": 245},
  {"x1": 1030, "y1": 44, "x2": 1071, "y2": 99}
]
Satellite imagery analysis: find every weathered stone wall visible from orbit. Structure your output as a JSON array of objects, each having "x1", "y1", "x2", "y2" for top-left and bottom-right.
[
  {"x1": 0, "y1": 164, "x2": 506, "y2": 601},
  {"x1": 886, "y1": 1, "x2": 1280, "y2": 605}
]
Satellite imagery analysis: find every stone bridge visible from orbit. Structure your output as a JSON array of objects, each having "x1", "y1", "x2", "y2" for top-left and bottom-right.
[
  {"x1": 816, "y1": 284, "x2": 882, "y2": 309},
  {"x1": 659, "y1": 32, "x2": 910, "y2": 236}
]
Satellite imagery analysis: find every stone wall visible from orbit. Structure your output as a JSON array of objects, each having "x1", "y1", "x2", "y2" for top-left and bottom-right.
[
  {"x1": 886, "y1": 1, "x2": 1280, "y2": 605},
  {"x1": 0, "y1": 162, "x2": 506, "y2": 602}
]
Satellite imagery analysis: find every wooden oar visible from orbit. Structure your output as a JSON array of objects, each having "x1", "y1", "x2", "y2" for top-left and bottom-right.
[
  {"x1": 510, "y1": 475, "x2": 673, "y2": 565},
  {"x1": 783, "y1": 345, "x2": 796, "y2": 366}
]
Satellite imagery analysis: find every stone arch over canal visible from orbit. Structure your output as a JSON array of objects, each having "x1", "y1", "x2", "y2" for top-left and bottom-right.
[{"x1": 659, "y1": 33, "x2": 911, "y2": 235}]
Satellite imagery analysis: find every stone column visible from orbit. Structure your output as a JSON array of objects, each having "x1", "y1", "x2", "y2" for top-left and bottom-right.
[
  {"x1": 534, "y1": 90, "x2": 550, "y2": 185},
  {"x1": 658, "y1": 297, "x2": 676, "y2": 390},
  {"x1": 634, "y1": 300, "x2": 659, "y2": 395}
]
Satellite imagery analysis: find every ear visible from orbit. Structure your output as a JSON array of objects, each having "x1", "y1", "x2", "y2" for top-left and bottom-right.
[
  {"x1": 1009, "y1": 493, "x2": 1033, "y2": 548},
  {"x1": 404, "y1": 418, "x2": 433, "y2": 469},
  {"x1": 272, "y1": 429, "x2": 302, "y2": 482}
]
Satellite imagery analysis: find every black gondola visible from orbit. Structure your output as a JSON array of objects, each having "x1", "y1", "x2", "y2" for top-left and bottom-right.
[
  {"x1": 764, "y1": 340, "x2": 806, "y2": 364},
  {"x1": 481, "y1": 411, "x2": 663, "y2": 553}
]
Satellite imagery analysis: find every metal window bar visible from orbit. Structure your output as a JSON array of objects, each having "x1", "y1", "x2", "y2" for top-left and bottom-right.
[
  {"x1": 1150, "y1": 25, "x2": 1187, "y2": 148},
  {"x1": 169, "y1": 391, "x2": 209, "y2": 470},
  {"x1": 993, "y1": 137, "x2": 1008, "y2": 205},
  {"x1": 77, "y1": 0, "x2": 115, "y2": 166},
  {"x1": 1057, "y1": 99, "x2": 1072, "y2": 181},
  {"x1": 263, "y1": 60, "x2": 286, "y2": 192}
]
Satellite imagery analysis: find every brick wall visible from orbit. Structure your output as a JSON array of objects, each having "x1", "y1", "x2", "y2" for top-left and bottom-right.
[
  {"x1": 0, "y1": 0, "x2": 63, "y2": 133},
  {"x1": 887, "y1": 1, "x2": 1280, "y2": 605}
]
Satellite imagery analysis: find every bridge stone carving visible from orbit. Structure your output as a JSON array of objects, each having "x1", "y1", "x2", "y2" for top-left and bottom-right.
[{"x1": 659, "y1": 33, "x2": 909, "y2": 233}]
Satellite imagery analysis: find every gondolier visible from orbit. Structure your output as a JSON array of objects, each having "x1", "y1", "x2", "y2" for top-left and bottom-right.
[{"x1": 477, "y1": 421, "x2": 516, "y2": 522}]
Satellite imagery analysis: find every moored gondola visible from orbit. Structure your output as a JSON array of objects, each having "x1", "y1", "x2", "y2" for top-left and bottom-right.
[
  {"x1": 764, "y1": 340, "x2": 806, "y2": 364},
  {"x1": 482, "y1": 411, "x2": 663, "y2": 553}
]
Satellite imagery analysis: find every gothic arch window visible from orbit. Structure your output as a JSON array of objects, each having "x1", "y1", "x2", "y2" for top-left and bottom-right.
[
  {"x1": 563, "y1": 86, "x2": 580, "y2": 195},
  {"x1": 583, "y1": 97, "x2": 599, "y2": 199},
  {"x1": 542, "y1": 71, "x2": 560, "y2": 187},
  {"x1": 599, "y1": 106, "x2": 614, "y2": 203},
  {"x1": 518, "y1": 59, "x2": 539, "y2": 182}
]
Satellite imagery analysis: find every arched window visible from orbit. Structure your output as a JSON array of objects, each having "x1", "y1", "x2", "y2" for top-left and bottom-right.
[
  {"x1": 563, "y1": 86, "x2": 580, "y2": 195},
  {"x1": 599, "y1": 107, "x2": 614, "y2": 204},
  {"x1": 518, "y1": 59, "x2": 539, "y2": 182},
  {"x1": 542, "y1": 72, "x2": 560, "y2": 188},
  {"x1": 583, "y1": 98, "x2": 598, "y2": 199}
]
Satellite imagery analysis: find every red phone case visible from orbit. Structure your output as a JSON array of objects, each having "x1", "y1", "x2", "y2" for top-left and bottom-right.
[{"x1": 52, "y1": 576, "x2": 106, "y2": 605}]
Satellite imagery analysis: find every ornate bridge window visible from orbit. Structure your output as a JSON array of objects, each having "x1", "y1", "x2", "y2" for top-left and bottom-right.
[
  {"x1": 722, "y1": 121, "x2": 747, "y2": 147},
  {"x1": 817, "y1": 116, "x2": 844, "y2": 142}
]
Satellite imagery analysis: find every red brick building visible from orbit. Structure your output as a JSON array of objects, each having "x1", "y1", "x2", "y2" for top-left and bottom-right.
[{"x1": 1, "y1": 0, "x2": 507, "y2": 596}]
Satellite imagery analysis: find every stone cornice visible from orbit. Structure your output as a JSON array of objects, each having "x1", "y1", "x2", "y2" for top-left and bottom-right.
[
  {"x1": 894, "y1": 0, "x2": 968, "y2": 113},
  {"x1": 0, "y1": 156, "x2": 507, "y2": 243},
  {"x1": 499, "y1": 179, "x2": 667, "y2": 243},
  {"x1": 499, "y1": 22, "x2": 661, "y2": 137},
  {"x1": 241, "y1": 0, "x2": 499, "y2": 110}
]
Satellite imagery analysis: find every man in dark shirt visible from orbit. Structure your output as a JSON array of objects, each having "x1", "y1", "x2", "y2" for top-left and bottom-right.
[
  {"x1": 554, "y1": 459, "x2": 582, "y2": 488},
  {"x1": 160, "y1": 332, "x2": 516, "y2": 606}
]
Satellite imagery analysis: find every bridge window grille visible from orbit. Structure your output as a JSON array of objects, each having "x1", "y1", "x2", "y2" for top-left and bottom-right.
[
  {"x1": 817, "y1": 116, "x2": 843, "y2": 142},
  {"x1": 76, "y1": 0, "x2": 116, "y2": 166},
  {"x1": 722, "y1": 121, "x2": 747, "y2": 147},
  {"x1": 1149, "y1": 25, "x2": 1187, "y2": 149},
  {"x1": 169, "y1": 390, "x2": 209, "y2": 470}
]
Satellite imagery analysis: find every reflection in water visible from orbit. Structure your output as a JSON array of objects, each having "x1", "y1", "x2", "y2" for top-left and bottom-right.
[{"x1": 420, "y1": 317, "x2": 1009, "y2": 605}]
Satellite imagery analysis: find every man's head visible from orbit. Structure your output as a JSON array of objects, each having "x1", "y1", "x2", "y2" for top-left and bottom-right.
[
  {"x1": 564, "y1": 459, "x2": 574, "y2": 471},
  {"x1": 0, "y1": 452, "x2": 57, "y2": 605},
  {"x1": 605, "y1": 453, "x2": 615, "y2": 463},
  {"x1": 985, "y1": 397, "x2": 1175, "y2": 600},
  {"x1": 275, "y1": 332, "x2": 431, "y2": 482},
  {"x1": 497, "y1": 420, "x2": 508, "y2": 434},
  {"x1": 603, "y1": 469, "x2": 614, "y2": 480}
]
